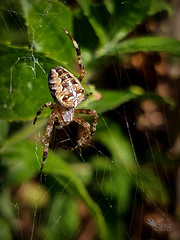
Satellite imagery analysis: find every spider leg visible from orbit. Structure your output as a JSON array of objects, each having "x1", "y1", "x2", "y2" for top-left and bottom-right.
[
  {"x1": 73, "y1": 116, "x2": 91, "y2": 149},
  {"x1": 33, "y1": 102, "x2": 53, "y2": 125},
  {"x1": 75, "y1": 109, "x2": 98, "y2": 137},
  {"x1": 40, "y1": 112, "x2": 56, "y2": 173},
  {"x1": 62, "y1": 28, "x2": 85, "y2": 82},
  {"x1": 81, "y1": 93, "x2": 92, "y2": 103}
]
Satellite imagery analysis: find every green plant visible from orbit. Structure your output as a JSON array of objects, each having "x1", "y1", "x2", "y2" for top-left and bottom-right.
[{"x1": 0, "y1": 0, "x2": 179, "y2": 239}]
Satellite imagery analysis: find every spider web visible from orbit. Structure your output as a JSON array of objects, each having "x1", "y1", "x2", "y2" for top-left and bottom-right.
[{"x1": 0, "y1": 0, "x2": 180, "y2": 240}]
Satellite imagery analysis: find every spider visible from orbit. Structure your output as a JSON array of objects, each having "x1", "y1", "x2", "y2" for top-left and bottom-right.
[{"x1": 33, "y1": 28, "x2": 98, "y2": 173}]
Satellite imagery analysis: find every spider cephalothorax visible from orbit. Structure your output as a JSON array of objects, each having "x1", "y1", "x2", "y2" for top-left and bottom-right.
[{"x1": 33, "y1": 28, "x2": 97, "y2": 173}]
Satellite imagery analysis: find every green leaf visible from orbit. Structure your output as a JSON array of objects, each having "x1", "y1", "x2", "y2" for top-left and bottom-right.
[
  {"x1": 103, "y1": 168, "x2": 132, "y2": 214},
  {"x1": 91, "y1": 156, "x2": 131, "y2": 239},
  {"x1": 0, "y1": 44, "x2": 101, "y2": 121},
  {"x1": 0, "y1": 219, "x2": 12, "y2": 240},
  {"x1": 0, "y1": 41, "x2": 172, "y2": 121},
  {"x1": 0, "y1": 120, "x2": 8, "y2": 146},
  {"x1": 77, "y1": 0, "x2": 151, "y2": 45},
  {"x1": 42, "y1": 194, "x2": 80, "y2": 240},
  {"x1": 97, "y1": 121, "x2": 136, "y2": 169},
  {"x1": 96, "y1": 121, "x2": 169, "y2": 205},
  {"x1": 47, "y1": 151, "x2": 109, "y2": 240},
  {"x1": 76, "y1": 0, "x2": 108, "y2": 45},
  {"x1": 148, "y1": 0, "x2": 173, "y2": 16},
  {"x1": 97, "y1": 36, "x2": 180, "y2": 58},
  {"x1": 134, "y1": 168, "x2": 169, "y2": 205},
  {"x1": 0, "y1": 1, "x2": 28, "y2": 45},
  {"x1": 83, "y1": 89, "x2": 135, "y2": 114},
  {"x1": 74, "y1": 0, "x2": 172, "y2": 53},
  {"x1": 82, "y1": 86, "x2": 173, "y2": 114},
  {"x1": 0, "y1": 119, "x2": 47, "y2": 155},
  {"x1": 21, "y1": 0, "x2": 74, "y2": 68},
  {"x1": 108, "y1": 0, "x2": 151, "y2": 40},
  {"x1": 0, "y1": 129, "x2": 108, "y2": 239},
  {"x1": 0, "y1": 191, "x2": 17, "y2": 228},
  {"x1": 103, "y1": 0, "x2": 114, "y2": 14},
  {"x1": 0, "y1": 44, "x2": 58, "y2": 121}
]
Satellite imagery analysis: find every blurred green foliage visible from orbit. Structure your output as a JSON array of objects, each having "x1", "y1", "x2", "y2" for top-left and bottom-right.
[{"x1": 0, "y1": 0, "x2": 179, "y2": 239}]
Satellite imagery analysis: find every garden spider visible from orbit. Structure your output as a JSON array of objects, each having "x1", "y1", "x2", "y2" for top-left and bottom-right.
[{"x1": 33, "y1": 28, "x2": 97, "y2": 173}]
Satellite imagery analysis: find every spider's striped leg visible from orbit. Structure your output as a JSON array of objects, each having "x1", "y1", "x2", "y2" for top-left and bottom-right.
[
  {"x1": 75, "y1": 109, "x2": 98, "y2": 137},
  {"x1": 33, "y1": 102, "x2": 54, "y2": 125},
  {"x1": 62, "y1": 28, "x2": 85, "y2": 82},
  {"x1": 40, "y1": 112, "x2": 56, "y2": 173},
  {"x1": 81, "y1": 93, "x2": 92, "y2": 103},
  {"x1": 73, "y1": 116, "x2": 91, "y2": 149}
]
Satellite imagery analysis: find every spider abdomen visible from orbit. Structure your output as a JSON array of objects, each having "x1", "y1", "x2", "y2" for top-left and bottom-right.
[{"x1": 48, "y1": 67, "x2": 84, "y2": 108}]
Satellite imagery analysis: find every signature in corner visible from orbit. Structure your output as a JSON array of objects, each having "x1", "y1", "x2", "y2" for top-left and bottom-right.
[{"x1": 145, "y1": 217, "x2": 171, "y2": 232}]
